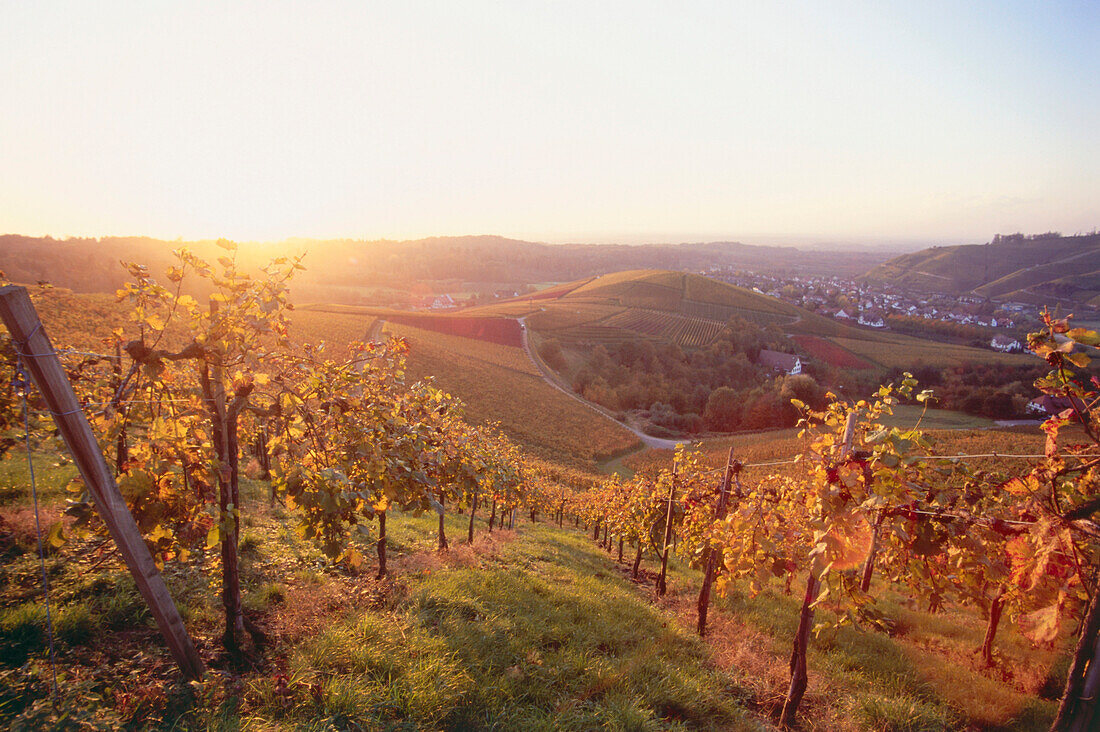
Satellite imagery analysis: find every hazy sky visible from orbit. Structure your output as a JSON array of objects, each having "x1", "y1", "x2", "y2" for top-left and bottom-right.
[{"x1": 2, "y1": 1, "x2": 1098, "y2": 246}]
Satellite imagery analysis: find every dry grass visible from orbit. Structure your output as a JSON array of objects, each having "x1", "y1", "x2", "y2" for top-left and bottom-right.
[{"x1": 0, "y1": 504, "x2": 65, "y2": 555}]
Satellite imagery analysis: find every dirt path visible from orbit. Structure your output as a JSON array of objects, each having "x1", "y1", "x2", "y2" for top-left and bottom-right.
[
  {"x1": 517, "y1": 315, "x2": 681, "y2": 452},
  {"x1": 371, "y1": 314, "x2": 678, "y2": 471}
]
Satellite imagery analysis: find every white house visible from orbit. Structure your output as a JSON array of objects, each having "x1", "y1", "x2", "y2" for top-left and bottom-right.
[
  {"x1": 991, "y1": 334, "x2": 1022, "y2": 352},
  {"x1": 759, "y1": 349, "x2": 802, "y2": 375}
]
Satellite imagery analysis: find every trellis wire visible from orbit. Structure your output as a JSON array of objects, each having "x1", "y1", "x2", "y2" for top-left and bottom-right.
[
  {"x1": 16, "y1": 358, "x2": 60, "y2": 707},
  {"x1": 688, "y1": 451, "x2": 1100, "y2": 477}
]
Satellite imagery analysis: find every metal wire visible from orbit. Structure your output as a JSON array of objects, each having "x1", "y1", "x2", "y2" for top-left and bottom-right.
[
  {"x1": 691, "y1": 450, "x2": 1100, "y2": 477},
  {"x1": 17, "y1": 359, "x2": 60, "y2": 707}
]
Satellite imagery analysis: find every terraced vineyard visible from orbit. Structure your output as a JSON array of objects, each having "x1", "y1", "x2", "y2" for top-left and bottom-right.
[
  {"x1": 599, "y1": 308, "x2": 726, "y2": 346},
  {"x1": 383, "y1": 321, "x2": 640, "y2": 470},
  {"x1": 476, "y1": 270, "x2": 806, "y2": 348}
]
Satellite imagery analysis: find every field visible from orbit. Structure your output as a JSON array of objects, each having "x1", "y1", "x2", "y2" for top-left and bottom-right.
[
  {"x1": 880, "y1": 404, "x2": 999, "y2": 430},
  {"x1": 14, "y1": 288, "x2": 127, "y2": 352},
  {"x1": 525, "y1": 303, "x2": 624, "y2": 332},
  {"x1": 790, "y1": 334, "x2": 873, "y2": 369},
  {"x1": 289, "y1": 309, "x2": 377, "y2": 356},
  {"x1": 302, "y1": 307, "x2": 522, "y2": 347},
  {"x1": 623, "y1": 428, "x2": 806, "y2": 479},
  {"x1": 865, "y1": 232, "x2": 1100, "y2": 300},
  {"x1": 599, "y1": 308, "x2": 727, "y2": 347},
  {"x1": 0, "y1": 282, "x2": 1077, "y2": 731},
  {"x1": 384, "y1": 322, "x2": 640, "y2": 470},
  {"x1": 624, "y1": 423, "x2": 1044, "y2": 480},
  {"x1": 683, "y1": 273, "x2": 797, "y2": 315},
  {"x1": 506, "y1": 270, "x2": 806, "y2": 348},
  {"x1": 829, "y1": 334, "x2": 1033, "y2": 369}
]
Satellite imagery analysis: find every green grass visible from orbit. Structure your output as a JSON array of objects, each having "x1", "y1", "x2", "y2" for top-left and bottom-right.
[
  {"x1": 0, "y1": 450, "x2": 79, "y2": 505},
  {"x1": 879, "y1": 404, "x2": 998, "y2": 430},
  {"x1": 246, "y1": 522, "x2": 759, "y2": 731}
]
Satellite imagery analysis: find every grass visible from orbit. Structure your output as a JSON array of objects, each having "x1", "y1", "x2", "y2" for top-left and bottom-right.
[
  {"x1": 880, "y1": 404, "x2": 998, "y2": 430},
  {"x1": 250, "y1": 522, "x2": 759, "y2": 731},
  {"x1": 0, "y1": 450, "x2": 1070, "y2": 730},
  {"x1": 625, "y1": 422, "x2": 1044, "y2": 483}
]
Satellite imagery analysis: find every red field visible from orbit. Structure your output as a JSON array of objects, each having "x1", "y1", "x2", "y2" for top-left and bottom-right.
[
  {"x1": 791, "y1": 334, "x2": 874, "y2": 369},
  {"x1": 383, "y1": 314, "x2": 523, "y2": 347}
]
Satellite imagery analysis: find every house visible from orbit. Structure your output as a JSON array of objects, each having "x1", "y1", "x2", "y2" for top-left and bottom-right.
[
  {"x1": 758, "y1": 349, "x2": 802, "y2": 375},
  {"x1": 990, "y1": 335, "x2": 1022, "y2": 352},
  {"x1": 1028, "y1": 395, "x2": 1089, "y2": 417},
  {"x1": 858, "y1": 312, "x2": 886, "y2": 328},
  {"x1": 835, "y1": 309, "x2": 852, "y2": 319},
  {"x1": 430, "y1": 294, "x2": 455, "y2": 310}
]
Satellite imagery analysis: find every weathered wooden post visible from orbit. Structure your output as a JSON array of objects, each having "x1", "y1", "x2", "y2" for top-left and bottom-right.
[{"x1": 0, "y1": 285, "x2": 204, "y2": 680}]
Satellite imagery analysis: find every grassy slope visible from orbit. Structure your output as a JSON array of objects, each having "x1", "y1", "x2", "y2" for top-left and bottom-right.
[
  {"x1": 0, "y1": 462, "x2": 1061, "y2": 731},
  {"x1": 864, "y1": 234, "x2": 1100, "y2": 297},
  {"x1": 0, "y1": 424, "x2": 1060, "y2": 732},
  {"x1": 384, "y1": 321, "x2": 640, "y2": 470}
]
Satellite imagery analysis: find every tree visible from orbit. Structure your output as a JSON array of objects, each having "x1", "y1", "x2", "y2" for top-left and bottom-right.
[{"x1": 703, "y1": 386, "x2": 740, "y2": 431}]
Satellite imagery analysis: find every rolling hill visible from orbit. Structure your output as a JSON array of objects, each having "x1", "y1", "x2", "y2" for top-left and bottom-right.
[
  {"x1": 478, "y1": 270, "x2": 1031, "y2": 369},
  {"x1": 471, "y1": 269, "x2": 805, "y2": 347},
  {"x1": 0, "y1": 234, "x2": 894, "y2": 304},
  {"x1": 863, "y1": 232, "x2": 1100, "y2": 305}
]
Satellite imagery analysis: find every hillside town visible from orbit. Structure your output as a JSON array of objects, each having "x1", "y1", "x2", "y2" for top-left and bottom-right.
[{"x1": 711, "y1": 268, "x2": 1041, "y2": 352}]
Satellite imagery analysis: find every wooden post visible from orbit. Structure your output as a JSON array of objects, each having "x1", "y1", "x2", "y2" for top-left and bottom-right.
[
  {"x1": 781, "y1": 411, "x2": 857, "y2": 728},
  {"x1": 1054, "y1": 579, "x2": 1100, "y2": 731},
  {"x1": 697, "y1": 447, "x2": 737, "y2": 636},
  {"x1": 0, "y1": 285, "x2": 204, "y2": 680},
  {"x1": 656, "y1": 464, "x2": 677, "y2": 598}
]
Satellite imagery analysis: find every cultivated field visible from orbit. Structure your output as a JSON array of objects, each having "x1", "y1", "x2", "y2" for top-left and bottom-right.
[
  {"x1": 384, "y1": 322, "x2": 640, "y2": 470},
  {"x1": 599, "y1": 308, "x2": 727, "y2": 347},
  {"x1": 624, "y1": 423, "x2": 1044, "y2": 480},
  {"x1": 829, "y1": 335, "x2": 1033, "y2": 369},
  {"x1": 790, "y1": 334, "x2": 874, "y2": 369}
]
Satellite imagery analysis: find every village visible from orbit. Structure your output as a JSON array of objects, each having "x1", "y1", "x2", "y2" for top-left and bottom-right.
[
  {"x1": 712, "y1": 268, "x2": 1042, "y2": 353},
  {"x1": 402, "y1": 265, "x2": 1049, "y2": 356}
]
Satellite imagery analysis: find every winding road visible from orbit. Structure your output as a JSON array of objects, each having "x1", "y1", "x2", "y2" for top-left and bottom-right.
[{"x1": 516, "y1": 316, "x2": 681, "y2": 451}]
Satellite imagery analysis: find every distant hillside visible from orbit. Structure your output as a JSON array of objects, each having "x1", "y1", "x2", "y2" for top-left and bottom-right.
[
  {"x1": 863, "y1": 232, "x2": 1100, "y2": 306},
  {"x1": 467, "y1": 269, "x2": 805, "y2": 348},
  {"x1": 0, "y1": 234, "x2": 893, "y2": 302}
]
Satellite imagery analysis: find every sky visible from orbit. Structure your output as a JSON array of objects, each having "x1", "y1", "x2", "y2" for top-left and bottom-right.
[{"x1": 2, "y1": 1, "x2": 1098, "y2": 247}]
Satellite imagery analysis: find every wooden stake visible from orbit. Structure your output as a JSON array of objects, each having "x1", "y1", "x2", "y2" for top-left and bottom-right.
[{"x1": 0, "y1": 285, "x2": 204, "y2": 680}]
